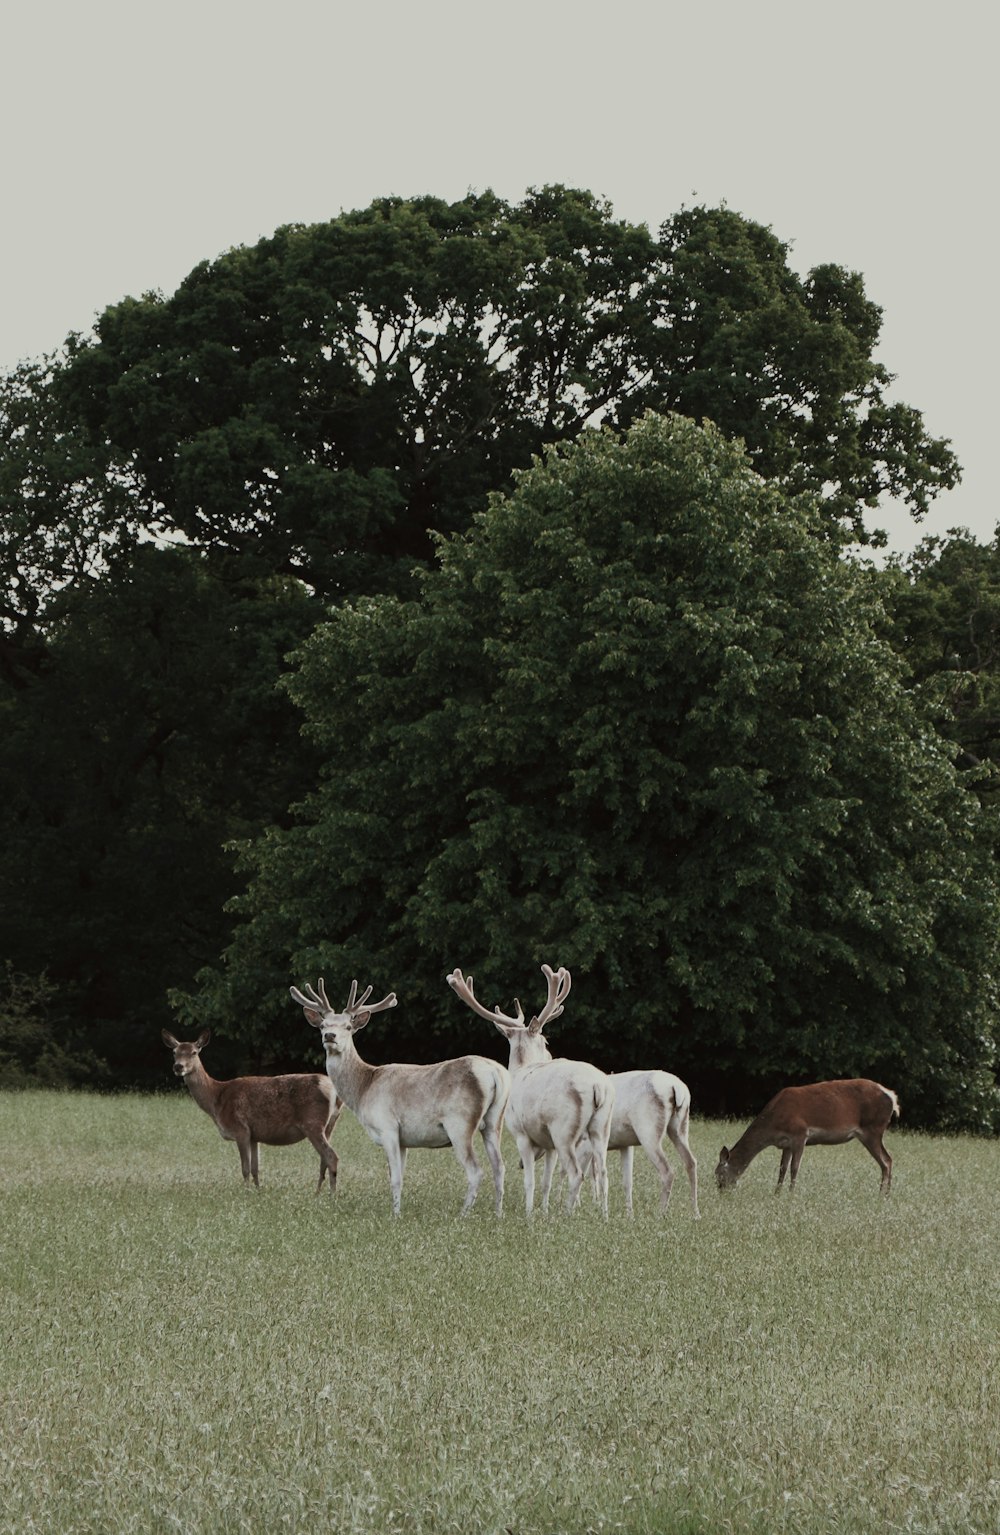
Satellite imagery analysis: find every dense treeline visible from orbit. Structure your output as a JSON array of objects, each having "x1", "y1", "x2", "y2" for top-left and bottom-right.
[{"x1": 1, "y1": 187, "x2": 997, "y2": 1126}]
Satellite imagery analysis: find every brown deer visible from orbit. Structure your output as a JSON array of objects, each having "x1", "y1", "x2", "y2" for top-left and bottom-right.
[
  {"x1": 289, "y1": 979, "x2": 510, "y2": 1217},
  {"x1": 162, "y1": 1029, "x2": 341, "y2": 1194},
  {"x1": 714, "y1": 1078, "x2": 900, "y2": 1194}
]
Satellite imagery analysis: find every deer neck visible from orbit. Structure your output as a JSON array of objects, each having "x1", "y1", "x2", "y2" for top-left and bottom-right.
[
  {"x1": 728, "y1": 1122, "x2": 769, "y2": 1175},
  {"x1": 181, "y1": 1059, "x2": 223, "y2": 1121},
  {"x1": 321, "y1": 1037, "x2": 377, "y2": 1111}
]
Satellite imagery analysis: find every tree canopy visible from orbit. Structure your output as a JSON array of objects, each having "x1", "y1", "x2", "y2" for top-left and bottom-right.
[
  {"x1": 879, "y1": 529, "x2": 1000, "y2": 787},
  {"x1": 3, "y1": 188, "x2": 958, "y2": 644},
  {"x1": 0, "y1": 188, "x2": 978, "y2": 1100},
  {"x1": 188, "y1": 414, "x2": 998, "y2": 1131}
]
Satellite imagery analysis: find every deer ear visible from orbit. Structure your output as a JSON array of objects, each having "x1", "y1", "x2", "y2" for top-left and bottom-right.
[
  {"x1": 527, "y1": 1016, "x2": 544, "y2": 1036},
  {"x1": 302, "y1": 1007, "x2": 325, "y2": 1028},
  {"x1": 352, "y1": 1011, "x2": 371, "y2": 1032},
  {"x1": 194, "y1": 1030, "x2": 211, "y2": 1050},
  {"x1": 162, "y1": 1029, "x2": 180, "y2": 1049},
  {"x1": 719, "y1": 1147, "x2": 730, "y2": 1162}
]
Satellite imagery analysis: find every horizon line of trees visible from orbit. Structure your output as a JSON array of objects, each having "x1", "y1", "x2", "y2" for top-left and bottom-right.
[{"x1": 2, "y1": 186, "x2": 998, "y2": 1129}]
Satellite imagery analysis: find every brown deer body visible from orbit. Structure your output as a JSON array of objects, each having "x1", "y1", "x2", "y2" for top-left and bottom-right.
[
  {"x1": 715, "y1": 1078, "x2": 899, "y2": 1194},
  {"x1": 162, "y1": 1030, "x2": 341, "y2": 1194}
]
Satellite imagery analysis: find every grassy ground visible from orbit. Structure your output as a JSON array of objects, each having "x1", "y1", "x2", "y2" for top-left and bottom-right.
[{"x1": 0, "y1": 1089, "x2": 997, "y2": 1534}]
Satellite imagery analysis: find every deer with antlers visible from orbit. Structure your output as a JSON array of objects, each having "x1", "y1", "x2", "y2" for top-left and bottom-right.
[
  {"x1": 289, "y1": 979, "x2": 510, "y2": 1217},
  {"x1": 162, "y1": 1029, "x2": 341, "y2": 1194},
  {"x1": 447, "y1": 963, "x2": 615, "y2": 1216}
]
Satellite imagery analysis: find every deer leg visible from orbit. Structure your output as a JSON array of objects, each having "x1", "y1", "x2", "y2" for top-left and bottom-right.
[
  {"x1": 618, "y1": 1146, "x2": 635, "y2": 1217},
  {"x1": 788, "y1": 1139, "x2": 807, "y2": 1190},
  {"x1": 236, "y1": 1136, "x2": 254, "y2": 1186},
  {"x1": 479, "y1": 1123, "x2": 506, "y2": 1217},
  {"x1": 383, "y1": 1135, "x2": 406, "y2": 1217},
  {"x1": 304, "y1": 1128, "x2": 339, "y2": 1197},
  {"x1": 776, "y1": 1147, "x2": 793, "y2": 1190},
  {"x1": 445, "y1": 1123, "x2": 483, "y2": 1216},
  {"x1": 859, "y1": 1130, "x2": 893, "y2": 1193},
  {"x1": 589, "y1": 1143, "x2": 609, "y2": 1218},
  {"x1": 637, "y1": 1134, "x2": 676, "y2": 1215},
  {"x1": 540, "y1": 1150, "x2": 558, "y2": 1213},
  {"x1": 559, "y1": 1144, "x2": 586, "y2": 1213},
  {"x1": 666, "y1": 1116, "x2": 700, "y2": 1218},
  {"x1": 516, "y1": 1133, "x2": 538, "y2": 1215}
]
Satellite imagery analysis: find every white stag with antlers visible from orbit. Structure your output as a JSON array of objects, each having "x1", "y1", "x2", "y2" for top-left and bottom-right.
[
  {"x1": 289, "y1": 979, "x2": 510, "y2": 1217},
  {"x1": 162, "y1": 1029, "x2": 341, "y2": 1194},
  {"x1": 448, "y1": 964, "x2": 615, "y2": 1216}
]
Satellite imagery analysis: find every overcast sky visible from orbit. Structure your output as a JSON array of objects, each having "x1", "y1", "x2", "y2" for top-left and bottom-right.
[{"x1": 4, "y1": 0, "x2": 993, "y2": 558}]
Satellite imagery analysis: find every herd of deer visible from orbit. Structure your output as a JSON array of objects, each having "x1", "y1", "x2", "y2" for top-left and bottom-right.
[{"x1": 162, "y1": 964, "x2": 900, "y2": 1216}]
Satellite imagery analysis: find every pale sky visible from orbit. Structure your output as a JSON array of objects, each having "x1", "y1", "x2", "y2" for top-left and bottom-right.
[{"x1": 4, "y1": 0, "x2": 994, "y2": 558}]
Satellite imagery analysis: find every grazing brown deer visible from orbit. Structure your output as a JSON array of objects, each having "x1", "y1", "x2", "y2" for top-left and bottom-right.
[
  {"x1": 448, "y1": 964, "x2": 615, "y2": 1216},
  {"x1": 289, "y1": 979, "x2": 510, "y2": 1217},
  {"x1": 162, "y1": 1029, "x2": 341, "y2": 1194},
  {"x1": 715, "y1": 1078, "x2": 900, "y2": 1194}
]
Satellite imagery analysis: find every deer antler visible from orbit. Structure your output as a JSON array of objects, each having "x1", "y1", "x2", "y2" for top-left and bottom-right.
[
  {"x1": 532, "y1": 963, "x2": 572, "y2": 1031},
  {"x1": 447, "y1": 969, "x2": 525, "y2": 1029},
  {"x1": 342, "y1": 978, "x2": 397, "y2": 1017},
  {"x1": 290, "y1": 978, "x2": 397, "y2": 1018},
  {"x1": 289, "y1": 982, "x2": 326, "y2": 1012}
]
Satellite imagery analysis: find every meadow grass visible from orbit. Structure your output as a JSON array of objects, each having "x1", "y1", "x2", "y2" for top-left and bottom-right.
[{"x1": 0, "y1": 1089, "x2": 997, "y2": 1535}]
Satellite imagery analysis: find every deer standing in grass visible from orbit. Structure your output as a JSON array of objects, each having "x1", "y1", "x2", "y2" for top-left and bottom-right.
[
  {"x1": 448, "y1": 964, "x2": 614, "y2": 1216},
  {"x1": 162, "y1": 1029, "x2": 341, "y2": 1194},
  {"x1": 605, "y1": 1070, "x2": 700, "y2": 1217},
  {"x1": 289, "y1": 979, "x2": 509, "y2": 1217},
  {"x1": 714, "y1": 1078, "x2": 899, "y2": 1194}
]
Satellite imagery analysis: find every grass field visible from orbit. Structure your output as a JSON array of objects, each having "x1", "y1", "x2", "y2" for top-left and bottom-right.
[{"x1": 1, "y1": 1089, "x2": 997, "y2": 1535}]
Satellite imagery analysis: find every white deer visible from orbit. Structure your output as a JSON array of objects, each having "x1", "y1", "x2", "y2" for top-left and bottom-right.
[
  {"x1": 715, "y1": 1078, "x2": 900, "y2": 1194},
  {"x1": 162, "y1": 1029, "x2": 341, "y2": 1194},
  {"x1": 447, "y1": 963, "x2": 615, "y2": 1216},
  {"x1": 605, "y1": 1070, "x2": 700, "y2": 1217},
  {"x1": 289, "y1": 978, "x2": 510, "y2": 1217}
]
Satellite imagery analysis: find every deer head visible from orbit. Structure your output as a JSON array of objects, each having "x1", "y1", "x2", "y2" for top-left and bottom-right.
[
  {"x1": 162, "y1": 1029, "x2": 211, "y2": 1078},
  {"x1": 447, "y1": 964, "x2": 571, "y2": 1068},
  {"x1": 289, "y1": 978, "x2": 397, "y2": 1058}
]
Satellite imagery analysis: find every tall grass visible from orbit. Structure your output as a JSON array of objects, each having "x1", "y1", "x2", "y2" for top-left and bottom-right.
[{"x1": 1, "y1": 1089, "x2": 997, "y2": 1534}]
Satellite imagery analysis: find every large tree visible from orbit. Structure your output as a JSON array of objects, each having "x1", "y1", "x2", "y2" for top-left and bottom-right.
[
  {"x1": 186, "y1": 414, "x2": 998, "y2": 1131},
  {"x1": 0, "y1": 189, "x2": 966, "y2": 1087},
  {"x1": 3, "y1": 189, "x2": 957, "y2": 639}
]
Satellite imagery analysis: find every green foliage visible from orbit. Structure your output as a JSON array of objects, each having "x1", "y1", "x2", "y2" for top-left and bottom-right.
[
  {"x1": 193, "y1": 415, "x2": 999, "y2": 1130},
  {"x1": 0, "y1": 188, "x2": 968, "y2": 1092},
  {"x1": 649, "y1": 207, "x2": 959, "y2": 534},
  {"x1": 0, "y1": 545, "x2": 318, "y2": 1082},
  {"x1": 880, "y1": 528, "x2": 1000, "y2": 786},
  {"x1": 0, "y1": 966, "x2": 106, "y2": 1087},
  {"x1": 3, "y1": 191, "x2": 957, "y2": 641}
]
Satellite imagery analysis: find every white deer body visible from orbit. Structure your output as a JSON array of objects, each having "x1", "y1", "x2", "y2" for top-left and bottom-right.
[
  {"x1": 448, "y1": 964, "x2": 615, "y2": 1216},
  {"x1": 715, "y1": 1078, "x2": 899, "y2": 1194},
  {"x1": 162, "y1": 1029, "x2": 341, "y2": 1194},
  {"x1": 607, "y1": 1069, "x2": 699, "y2": 1217},
  {"x1": 290, "y1": 980, "x2": 509, "y2": 1217}
]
